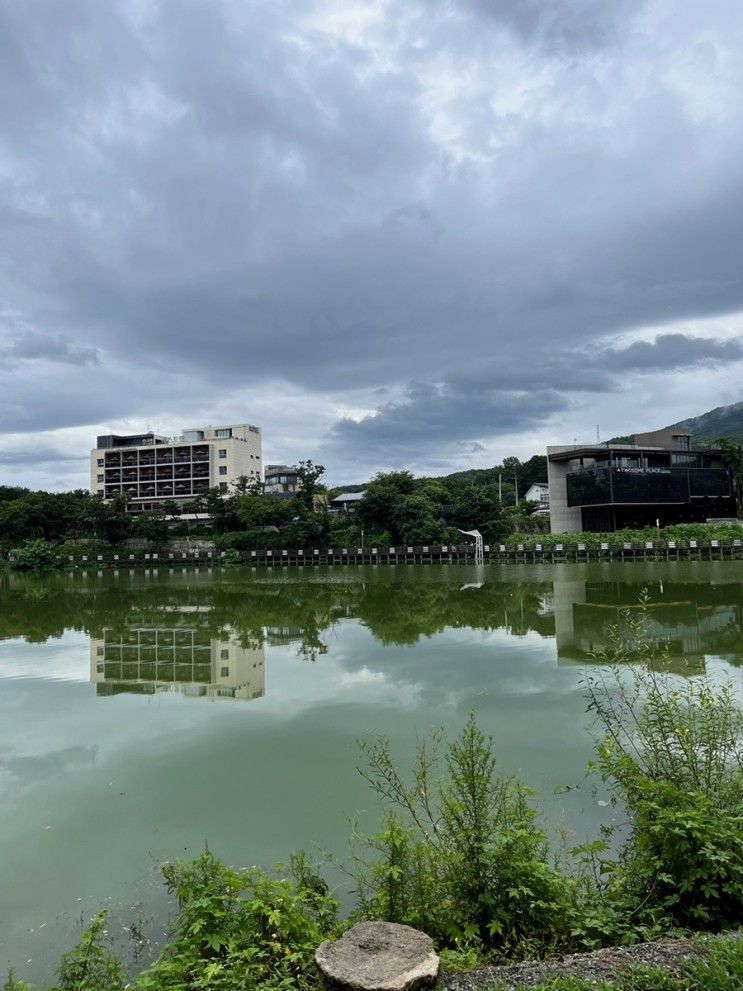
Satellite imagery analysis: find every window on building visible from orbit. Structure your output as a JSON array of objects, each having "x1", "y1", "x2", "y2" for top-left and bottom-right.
[
  {"x1": 219, "y1": 465, "x2": 227, "y2": 475},
  {"x1": 219, "y1": 482, "x2": 228, "y2": 492},
  {"x1": 221, "y1": 666, "x2": 229, "y2": 678},
  {"x1": 97, "y1": 458, "x2": 104, "y2": 467},
  {"x1": 220, "y1": 649, "x2": 229, "y2": 660},
  {"x1": 97, "y1": 474, "x2": 104, "y2": 482},
  {"x1": 674, "y1": 435, "x2": 691, "y2": 451},
  {"x1": 218, "y1": 449, "x2": 227, "y2": 458},
  {"x1": 216, "y1": 428, "x2": 232, "y2": 438}
]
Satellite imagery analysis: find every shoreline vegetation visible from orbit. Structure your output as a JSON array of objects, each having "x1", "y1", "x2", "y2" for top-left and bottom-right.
[
  {"x1": 5, "y1": 522, "x2": 743, "y2": 571},
  {"x1": 2, "y1": 452, "x2": 742, "y2": 569},
  {"x1": 5, "y1": 601, "x2": 743, "y2": 991}
]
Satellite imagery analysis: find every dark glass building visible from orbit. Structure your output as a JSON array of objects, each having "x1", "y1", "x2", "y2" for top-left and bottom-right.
[{"x1": 547, "y1": 429, "x2": 735, "y2": 532}]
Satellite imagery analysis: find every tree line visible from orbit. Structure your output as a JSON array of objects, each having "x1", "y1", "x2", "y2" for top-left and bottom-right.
[{"x1": 0, "y1": 455, "x2": 550, "y2": 559}]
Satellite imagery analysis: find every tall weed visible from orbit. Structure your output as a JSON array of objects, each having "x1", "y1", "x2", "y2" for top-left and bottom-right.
[
  {"x1": 583, "y1": 598, "x2": 743, "y2": 930},
  {"x1": 349, "y1": 714, "x2": 575, "y2": 957}
]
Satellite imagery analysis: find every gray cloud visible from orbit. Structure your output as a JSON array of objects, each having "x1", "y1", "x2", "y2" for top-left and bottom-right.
[
  {"x1": 0, "y1": 331, "x2": 99, "y2": 368},
  {"x1": 1, "y1": 0, "x2": 743, "y2": 484},
  {"x1": 333, "y1": 382, "x2": 569, "y2": 459},
  {"x1": 454, "y1": 0, "x2": 647, "y2": 54},
  {"x1": 592, "y1": 333, "x2": 743, "y2": 372},
  {"x1": 0, "y1": 447, "x2": 87, "y2": 467},
  {"x1": 331, "y1": 331, "x2": 742, "y2": 461}
]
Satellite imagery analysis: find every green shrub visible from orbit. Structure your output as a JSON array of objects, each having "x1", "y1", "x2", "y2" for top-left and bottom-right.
[
  {"x1": 51, "y1": 911, "x2": 124, "y2": 991},
  {"x1": 135, "y1": 850, "x2": 339, "y2": 991},
  {"x1": 350, "y1": 715, "x2": 576, "y2": 957},
  {"x1": 584, "y1": 659, "x2": 743, "y2": 930},
  {"x1": 8, "y1": 539, "x2": 62, "y2": 571}
]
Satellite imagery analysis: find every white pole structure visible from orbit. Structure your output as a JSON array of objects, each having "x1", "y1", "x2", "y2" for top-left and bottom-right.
[{"x1": 458, "y1": 528, "x2": 484, "y2": 566}]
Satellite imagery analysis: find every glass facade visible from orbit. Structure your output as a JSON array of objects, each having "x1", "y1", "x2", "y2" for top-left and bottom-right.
[{"x1": 567, "y1": 466, "x2": 730, "y2": 507}]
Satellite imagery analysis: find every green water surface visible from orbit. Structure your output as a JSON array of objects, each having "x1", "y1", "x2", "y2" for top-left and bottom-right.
[{"x1": 1, "y1": 561, "x2": 741, "y2": 981}]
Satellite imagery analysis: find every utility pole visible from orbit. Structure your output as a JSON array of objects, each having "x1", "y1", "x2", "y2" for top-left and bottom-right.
[
  {"x1": 498, "y1": 472, "x2": 502, "y2": 503},
  {"x1": 514, "y1": 475, "x2": 519, "y2": 506}
]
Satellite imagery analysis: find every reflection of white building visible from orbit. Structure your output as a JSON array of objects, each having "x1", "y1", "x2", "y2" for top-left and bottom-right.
[{"x1": 90, "y1": 625, "x2": 265, "y2": 701}]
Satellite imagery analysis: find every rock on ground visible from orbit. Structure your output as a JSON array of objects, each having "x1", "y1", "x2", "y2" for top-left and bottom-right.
[{"x1": 316, "y1": 920, "x2": 440, "y2": 991}]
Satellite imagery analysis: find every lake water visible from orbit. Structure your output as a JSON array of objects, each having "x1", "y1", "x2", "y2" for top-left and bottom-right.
[{"x1": 1, "y1": 561, "x2": 742, "y2": 982}]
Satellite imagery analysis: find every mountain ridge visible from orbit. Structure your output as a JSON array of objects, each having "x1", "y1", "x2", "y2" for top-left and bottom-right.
[{"x1": 661, "y1": 399, "x2": 743, "y2": 443}]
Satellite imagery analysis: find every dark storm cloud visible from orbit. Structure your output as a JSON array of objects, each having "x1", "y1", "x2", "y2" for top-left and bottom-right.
[
  {"x1": 595, "y1": 334, "x2": 743, "y2": 372},
  {"x1": 332, "y1": 332, "x2": 742, "y2": 457},
  {"x1": 334, "y1": 383, "x2": 568, "y2": 458},
  {"x1": 1, "y1": 0, "x2": 743, "y2": 480}
]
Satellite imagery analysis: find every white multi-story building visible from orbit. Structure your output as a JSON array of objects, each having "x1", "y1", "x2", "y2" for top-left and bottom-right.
[{"x1": 90, "y1": 423, "x2": 262, "y2": 512}]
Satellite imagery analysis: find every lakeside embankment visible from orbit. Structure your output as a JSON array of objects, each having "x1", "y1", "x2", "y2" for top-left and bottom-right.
[{"x1": 12, "y1": 535, "x2": 743, "y2": 570}]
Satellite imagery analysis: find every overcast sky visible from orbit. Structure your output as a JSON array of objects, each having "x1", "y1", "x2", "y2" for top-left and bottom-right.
[{"x1": 2, "y1": 0, "x2": 743, "y2": 489}]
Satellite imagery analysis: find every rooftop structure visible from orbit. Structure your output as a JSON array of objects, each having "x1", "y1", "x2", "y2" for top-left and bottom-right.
[
  {"x1": 547, "y1": 430, "x2": 734, "y2": 533},
  {"x1": 90, "y1": 423, "x2": 262, "y2": 512},
  {"x1": 330, "y1": 490, "x2": 366, "y2": 514},
  {"x1": 264, "y1": 464, "x2": 302, "y2": 497}
]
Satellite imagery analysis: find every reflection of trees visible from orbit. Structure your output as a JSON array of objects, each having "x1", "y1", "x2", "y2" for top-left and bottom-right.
[
  {"x1": 0, "y1": 572, "x2": 555, "y2": 654},
  {"x1": 354, "y1": 580, "x2": 554, "y2": 644},
  {"x1": 2, "y1": 572, "x2": 741, "y2": 665}
]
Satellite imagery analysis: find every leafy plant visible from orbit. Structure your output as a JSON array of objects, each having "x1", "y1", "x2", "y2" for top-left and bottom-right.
[
  {"x1": 349, "y1": 715, "x2": 575, "y2": 957},
  {"x1": 583, "y1": 603, "x2": 743, "y2": 930},
  {"x1": 51, "y1": 911, "x2": 124, "y2": 991},
  {"x1": 8, "y1": 538, "x2": 62, "y2": 571},
  {"x1": 135, "y1": 850, "x2": 339, "y2": 991}
]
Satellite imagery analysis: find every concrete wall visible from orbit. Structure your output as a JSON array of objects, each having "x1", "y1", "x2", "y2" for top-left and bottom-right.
[{"x1": 547, "y1": 449, "x2": 583, "y2": 533}]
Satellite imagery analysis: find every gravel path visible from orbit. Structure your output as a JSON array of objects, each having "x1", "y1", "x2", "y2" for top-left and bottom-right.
[{"x1": 441, "y1": 932, "x2": 742, "y2": 990}]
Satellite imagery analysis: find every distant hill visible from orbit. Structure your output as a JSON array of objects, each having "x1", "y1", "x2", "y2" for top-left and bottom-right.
[
  {"x1": 663, "y1": 400, "x2": 743, "y2": 444},
  {"x1": 330, "y1": 455, "x2": 548, "y2": 498}
]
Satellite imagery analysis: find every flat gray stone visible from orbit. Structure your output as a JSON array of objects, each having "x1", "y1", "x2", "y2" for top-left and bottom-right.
[{"x1": 316, "y1": 921, "x2": 439, "y2": 991}]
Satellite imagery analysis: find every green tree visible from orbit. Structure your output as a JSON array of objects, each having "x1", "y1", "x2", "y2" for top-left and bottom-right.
[
  {"x1": 132, "y1": 510, "x2": 170, "y2": 545},
  {"x1": 449, "y1": 483, "x2": 507, "y2": 539},
  {"x1": 357, "y1": 471, "x2": 416, "y2": 542},
  {"x1": 78, "y1": 494, "x2": 133, "y2": 544},
  {"x1": 294, "y1": 460, "x2": 326, "y2": 512},
  {"x1": 194, "y1": 487, "x2": 240, "y2": 533},
  {"x1": 232, "y1": 474, "x2": 264, "y2": 497}
]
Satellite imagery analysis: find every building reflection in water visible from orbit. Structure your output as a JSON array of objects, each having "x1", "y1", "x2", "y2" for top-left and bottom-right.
[
  {"x1": 90, "y1": 612, "x2": 265, "y2": 701},
  {"x1": 554, "y1": 579, "x2": 742, "y2": 671}
]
